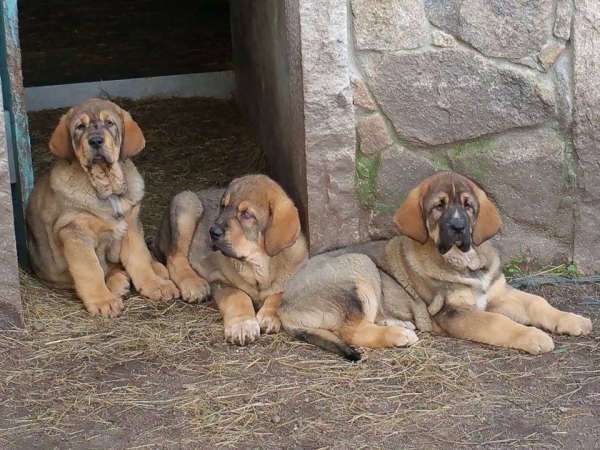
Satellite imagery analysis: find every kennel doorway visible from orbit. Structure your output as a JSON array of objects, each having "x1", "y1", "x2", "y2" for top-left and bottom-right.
[
  {"x1": 0, "y1": 0, "x2": 364, "y2": 327},
  {"x1": 0, "y1": 0, "x2": 252, "y2": 328}
]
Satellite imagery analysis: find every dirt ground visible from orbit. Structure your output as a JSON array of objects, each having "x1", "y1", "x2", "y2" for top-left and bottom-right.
[
  {"x1": 1, "y1": 98, "x2": 599, "y2": 449},
  {"x1": 18, "y1": 0, "x2": 232, "y2": 86}
]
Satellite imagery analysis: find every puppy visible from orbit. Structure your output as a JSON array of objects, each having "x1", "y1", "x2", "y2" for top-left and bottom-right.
[
  {"x1": 26, "y1": 98, "x2": 179, "y2": 317},
  {"x1": 152, "y1": 175, "x2": 308, "y2": 345},
  {"x1": 279, "y1": 171, "x2": 593, "y2": 359}
]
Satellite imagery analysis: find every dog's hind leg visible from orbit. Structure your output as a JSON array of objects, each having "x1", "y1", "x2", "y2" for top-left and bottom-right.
[
  {"x1": 165, "y1": 191, "x2": 210, "y2": 303},
  {"x1": 342, "y1": 280, "x2": 418, "y2": 349},
  {"x1": 340, "y1": 320, "x2": 418, "y2": 348}
]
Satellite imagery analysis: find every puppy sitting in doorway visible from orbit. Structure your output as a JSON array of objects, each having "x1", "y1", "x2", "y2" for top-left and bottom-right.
[
  {"x1": 278, "y1": 171, "x2": 592, "y2": 360},
  {"x1": 26, "y1": 98, "x2": 179, "y2": 317},
  {"x1": 152, "y1": 175, "x2": 308, "y2": 345}
]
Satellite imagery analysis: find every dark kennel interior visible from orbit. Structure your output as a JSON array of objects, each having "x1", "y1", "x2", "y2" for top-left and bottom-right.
[{"x1": 18, "y1": 0, "x2": 233, "y2": 86}]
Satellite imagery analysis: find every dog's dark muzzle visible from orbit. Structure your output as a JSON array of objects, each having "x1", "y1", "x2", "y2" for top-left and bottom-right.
[
  {"x1": 87, "y1": 133, "x2": 109, "y2": 165},
  {"x1": 439, "y1": 207, "x2": 471, "y2": 253},
  {"x1": 209, "y1": 222, "x2": 236, "y2": 257}
]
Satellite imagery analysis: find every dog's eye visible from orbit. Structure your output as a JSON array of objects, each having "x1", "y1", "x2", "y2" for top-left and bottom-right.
[
  {"x1": 76, "y1": 123, "x2": 85, "y2": 131},
  {"x1": 435, "y1": 203, "x2": 444, "y2": 211},
  {"x1": 240, "y1": 210, "x2": 253, "y2": 220},
  {"x1": 105, "y1": 119, "x2": 115, "y2": 127},
  {"x1": 464, "y1": 201, "x2": 472, "y2": 210}
]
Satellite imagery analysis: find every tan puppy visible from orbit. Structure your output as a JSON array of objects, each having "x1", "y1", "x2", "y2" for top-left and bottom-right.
[
  {"x1": 152, "y1": 175, "x2": 308, "y2": 345},
  {"x1": 279, "y1": 171, "x2": 592, "y2": 360},
  {"x1": 26, "y1": 98, "x2": 179, "y2": 317}
]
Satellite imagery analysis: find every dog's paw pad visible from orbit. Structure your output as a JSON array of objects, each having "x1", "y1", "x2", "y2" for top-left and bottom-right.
[
  {"x1": 139, "y1": 278, "x2": 180, "y2": 301},
  {"x1": 257, "y1": 310, "x2": 281, "y2": 335},
  {"x1": 107, "y1": 277, "x2": 130, "y2": 299},
  {"x1": 179, "y1": 277, "x2": 210, "y2": 303},
  {"x1": 86, "y1": 295, "x2": 123, "y2": 318},
  {"x1": 389, "y1": 326, "x2": 418, "y2": 347},
  {"x1": 518, "y1": 328, "x2": 554, "y2": 355},
  {"x1": 555, "y1": 313, "x2": 593, "y2": 336},
  {"x1": 225, "y1": 319, "x2": 261, "y2": 346},
  {"x1": 151, "y1": 260, "x2": 170, "y2": 280}
]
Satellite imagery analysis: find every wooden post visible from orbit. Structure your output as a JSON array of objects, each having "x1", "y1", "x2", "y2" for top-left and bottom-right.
[{"x1": 1, "y1": 0, "x2": 34, "y2": 268}]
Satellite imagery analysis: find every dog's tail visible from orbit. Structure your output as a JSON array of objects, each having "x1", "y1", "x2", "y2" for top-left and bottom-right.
[{"x1": 285, "y1": 326, "x2": 361, "y2": 361}]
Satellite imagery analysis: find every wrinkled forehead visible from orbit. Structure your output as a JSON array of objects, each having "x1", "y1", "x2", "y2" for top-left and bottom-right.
[
  {"x1": 222, "y1": 176, "x2": 279, "y2": 208},
  {"x1": 423, "y1": 174, "x2": 476, "y2": 204},
  {"x1": 69, "y1": 100, "x2": 120, "y2": 125}
]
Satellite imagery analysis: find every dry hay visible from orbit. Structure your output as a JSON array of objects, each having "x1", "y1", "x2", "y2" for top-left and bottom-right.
[
  {"x1": 2, "y1": 97, "x2": 599, "y2": 448},
  {"x1": 1, "y1": 272, "x2": 481, "y2": 448},
  {"x1": 2, "y1": 273, "x2": 599, "y2": 448}
]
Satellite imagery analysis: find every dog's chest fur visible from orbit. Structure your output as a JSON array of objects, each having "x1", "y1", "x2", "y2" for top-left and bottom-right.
[
  {"x1": 398, "y1": 237, "x2": 503, "y2": 314},
  {"x1": 51, "y1": 160, "x2": 144, "y2": 262},
  {"x1": 235, "y1": 254, "x2": 272, "y2": 289}
]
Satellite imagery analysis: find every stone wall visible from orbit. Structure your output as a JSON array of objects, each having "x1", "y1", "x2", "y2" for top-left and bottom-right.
[
  {"x1": 231, "y1": 0, "x2": 363, "y2": 254},
  {"x1": 350, "y1": 0, "x2": 599, "y2": 270},
  {"x1": 230, "y1": 0, "x2": 308, "y2": 225}
]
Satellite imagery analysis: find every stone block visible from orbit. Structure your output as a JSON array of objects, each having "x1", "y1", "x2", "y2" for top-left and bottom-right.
[
  {"x1": 432, "y1": 29, "x2": 456, "y2": 47},
  {"x1": 351, "y1": 0, "x2": 428, "y2": 51},
  {"x1": 351, "y1": 77, "x2": 375, "y2": 111},
  {"x1": 555, "y1": 0, "x2": 574, "y2": 41},
  {"x1": 538, "y1": 41, "x2": 565, "y2": 71},
  {"x1": 425, "y1": 0, "x2": 552, "y2": 59},
  {"x1": 368, "y1": 48, "x2": 555, "y2": 146},
  {"x1": 357, "y1": 115, "x2": 392, "y2": 156},
  {"x1": 553, "y1": 49, "x2": 573, "y2": 133}
]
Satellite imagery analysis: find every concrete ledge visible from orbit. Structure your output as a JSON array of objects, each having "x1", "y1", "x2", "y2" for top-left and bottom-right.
[{"x1": 24, "y1": 71, "x2": 235, "y2": 111}]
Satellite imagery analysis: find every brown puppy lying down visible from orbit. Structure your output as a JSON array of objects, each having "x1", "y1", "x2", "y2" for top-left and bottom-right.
[
  {"x1": 279, "y1": 171, "x2": 592, "y2": 360},
  {"x1": 152, "y1": 175, "x2": 308, "y2": 345},
  {"x1": 26, "y1": 98, "x2": 179, "y2": 317}
]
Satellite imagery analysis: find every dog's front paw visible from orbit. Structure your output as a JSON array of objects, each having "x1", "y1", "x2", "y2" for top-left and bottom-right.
[
  {"x1": 388, "y1": 326, "x2": 418, "y2": 347},
  {"x1": 139, "y1": 277, "x2": 180, "y2": 301},
  {"x1": 178, "y1": 276, "x2": 210, "y2": 303},
  {"x1": 106, "y1": 274, "x2": 131, "y2": 299},
  {"x1": 85, "y1": 295, "x2": 123, "y2": 318},
  {"x1": 225, "y1": 318, "x2": 260, "y2": 346},
  {"x1": 555, "y1": 313, "x2": 593, "y2": 336},
  {"x1": 151, "y1": 260, "x2": 170, "y2": 280},
  {"x1": 515, "y1": 328, "x2": 554, "y2": 355},
  {"x1": 256, "y1": 308, "x2": 281, "y2": 334}
]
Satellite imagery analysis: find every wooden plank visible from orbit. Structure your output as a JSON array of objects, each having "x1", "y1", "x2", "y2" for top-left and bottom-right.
[{"x1": 1, "y1": 0, "x2": 33, "y2": 267}]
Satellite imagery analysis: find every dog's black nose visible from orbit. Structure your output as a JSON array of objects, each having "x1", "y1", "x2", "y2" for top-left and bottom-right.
[
  {"x1": 209, "y1": 224, "x2": 225, "y2": 241},
  {"x1": 88, "y1": 136, "x2": 104, "y2": 149},
  {"x1": 448, "y1": 216, "x2": 466, "y2": 233}
]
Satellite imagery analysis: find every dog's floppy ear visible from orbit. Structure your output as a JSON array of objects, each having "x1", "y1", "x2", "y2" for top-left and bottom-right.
[
  {"x1": 264, "y1": 197, "x2": 301, "y2": 257},
  {"x1": 393, "y1": 186, "x2": 428, "y2": 244},
  {"x1": 117, "y1": 107, "x2": 145, "y2": 161},
  {"x1": 472, "y1": 185, "x2": 501, "y2": 246},
  {"x1": 49, "y1": 109, "x2": 74, "y2": 162}
]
